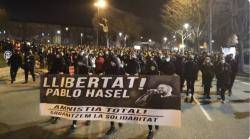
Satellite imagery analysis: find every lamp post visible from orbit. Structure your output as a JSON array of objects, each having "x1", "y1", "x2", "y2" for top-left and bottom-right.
[
  {"x1": 94, "y1": 0, "x2": 107, "y2": 47},
  {"x1": 80, "y1": 33, "x2": 83, "y2": 45},
  {"x1": 176, "y1": 23, "x2": 191, "y2": 53}
]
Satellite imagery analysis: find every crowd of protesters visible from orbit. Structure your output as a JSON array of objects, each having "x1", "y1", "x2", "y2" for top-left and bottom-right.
[{"x1": 5, "y1": 40, "x2": 239, "y2": 138}]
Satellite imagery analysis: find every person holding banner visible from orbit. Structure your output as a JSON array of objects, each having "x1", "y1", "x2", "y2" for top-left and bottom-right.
[
  {"x1": 144, "y1": 55, "x2": 160, "y2": 139},
  {"x1": 49, "y1": 51, "x2": 65, "y2": 124},
  {"x1": 104, "y1": 52, "x2": 124, "y2": 135},
  {"x1": 159, "y1": 54, "x2": 175, "y2": 75},
  {"x1": 70, "y1": 51, "x2": 91, "y2": 131}
]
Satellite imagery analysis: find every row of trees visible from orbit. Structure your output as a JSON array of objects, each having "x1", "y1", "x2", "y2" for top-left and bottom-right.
[{"x1": 161, "y1": 0, "x2": 249, "y2": 52}]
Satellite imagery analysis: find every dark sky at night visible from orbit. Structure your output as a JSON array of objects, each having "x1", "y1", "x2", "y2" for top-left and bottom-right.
[{"x1": 0, "y1": 0, "x2": 168, "y2": 39}]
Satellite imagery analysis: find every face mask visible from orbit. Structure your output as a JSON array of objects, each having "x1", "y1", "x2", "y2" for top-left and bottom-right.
[
  {"x1": 206, "y1": 60, "x2": 210, "y2": 63},
  {"x1": 221, "y1": 60, "x2": 225, "y2": 64}
]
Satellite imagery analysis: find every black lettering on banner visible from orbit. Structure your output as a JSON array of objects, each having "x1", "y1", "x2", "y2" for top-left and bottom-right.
[{"x1": 40, "y1": 75, "x2": 181, "y2": 126}]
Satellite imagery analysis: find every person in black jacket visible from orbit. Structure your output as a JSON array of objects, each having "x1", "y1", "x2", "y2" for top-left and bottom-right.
[
  {"x1": 70, "y1": 51, "x2": 91, "y2": 131},
  {"x1": 174, "y1": 54, "x2": 185, "y2": 91},
  {"x1": 23, "y1": 51, "x2": 35, "y2": 83},
  {"x1": 105, "y1": 53, "x2": 124, "y2": 135},
  {"x1": 143, "y1": 55, "x2": 160, "y2": 139},
  {"x1": 49, "y1": 52, "x2": 66, "y2": 125},
  {"x1": 144, "y1": 56, "x2": 159, "y2": 75},
  {"x1": 49, "y1": 52, "x2": 65, "y2": 74},
  {"x1": 217, "y1": 57, "x2": 232, "y2": 103},
  {"x1": 125, "y1": 54, "x2": 140, "y2": 75},
  {"x1": 226, "y1": 54, "x2": 239, "y2": 96},
  {"x1": 184, "y1": 55, "x2": 199, "y2": 102},
  {"x1": 201, "y1": 57, "x2": 214, "y2": 99},
  {"x1": 8, "y1": 50, "x2": 22, "y2": 84},
  {"x1": 159, "y1": 55, "x2": 175, "y2": 75}
]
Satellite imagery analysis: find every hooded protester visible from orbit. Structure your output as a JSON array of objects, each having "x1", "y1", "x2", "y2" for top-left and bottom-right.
[
  {"x1": 23, "y1": 50, "x2": 35, "y2": 83},
  {"x1": 77, "y1": 50, "x2": 89, "y2": 74},
  {"x1": 201, "y1": 57, "x2": 214, "y2": 99},
  {"x1": 217, "y1": 57, "x2": 232, "y2": 103},
  {"x1": 8, "y1": 50, "x2": 22, "y2": 84},
  {"x1": 125, "y1": 53, "x2": 140, "y2": 75},
  {"x1": 184, "y1": 55, "x2": 199, "y2": 102},
  {"x1": 159, "y1": 55, "x2": 176, "y2": 75}
]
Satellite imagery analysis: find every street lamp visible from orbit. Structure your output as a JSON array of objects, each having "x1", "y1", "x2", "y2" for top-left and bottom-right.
[
  {"x1": 94, "y1": 0, "x2": 107, "y2": 47},
  {"x1": 80, "y1": 33, "x2": 83, "y2": 45},
  {"x1": 183, "y1": 23, "x2": 190, "y2": 30},
  {"x1": 176, "y1": 23, "x2": 192, "y2": 53},
  {"x1": 57, "y1": 30, "x2": 61, "y2": 34},
  {"x1": 119, "y1": 32, "x2": 123, "y2": 37},
  {"x1": 94, "y1": 0, "x2": 107, "y2": 9},
  {"x1": 148, "y1": 39, "x2": 152, "y2": 42},
  {"x1": 163, "y1": 37, "x2": 167, "y2": 42},
  {"x1": 65, "y1": 27, "x2": 69, "y2": 31}
]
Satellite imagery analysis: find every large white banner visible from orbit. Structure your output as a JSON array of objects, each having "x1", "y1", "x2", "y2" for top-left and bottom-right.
[
  {"x1": 40, "y1": 75, "x2": 181, "y2": 127},
  {"x1": 40, "y1": 104, "x2": 181, "y2": 127}
]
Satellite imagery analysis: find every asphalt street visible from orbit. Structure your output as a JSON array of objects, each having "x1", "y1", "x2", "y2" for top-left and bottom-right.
[{"x1": 0, "y1": 71, "x2": 249, "y2": 139}]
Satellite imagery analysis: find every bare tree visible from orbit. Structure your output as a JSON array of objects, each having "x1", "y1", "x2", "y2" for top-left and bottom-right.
[
  {"x1": 161, "y1": 0, "x2": 207, "y2": 51},
  {"x1": 92, "y1": 8, "x2": 142, "y2": 42}
]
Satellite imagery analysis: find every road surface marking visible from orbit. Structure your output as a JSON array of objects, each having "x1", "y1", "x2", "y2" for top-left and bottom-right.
[
  {"x1": 240, "y1": 82, "x2": 250, "y2": 85},
  {"x1": 194, "y1": 96, "x2": 213, "y2": 122},
  {"x1": 235, "y1": 80, "x2": 250, "y2": 85}
]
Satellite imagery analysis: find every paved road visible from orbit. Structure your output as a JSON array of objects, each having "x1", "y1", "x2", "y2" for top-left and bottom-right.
[{"x1": 0, "y1": 72, "x2": 249, "y2": 139}]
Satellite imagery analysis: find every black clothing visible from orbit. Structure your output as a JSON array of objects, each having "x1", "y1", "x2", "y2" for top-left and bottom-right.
[
  {"x1": 228, "y1": 59, "x2": 238, "y2": 91},
  {"x1": 8, "y1": 53, "x2": 22, "y2": 82},
  {"x1": 201, "y1": 63, "x2": 214, "y2": 98},
  {"x1": 184, "y1": 60, "x2": 198, "y2": 96},
  {"x1": 159, "y1": 60, "x2": 175, "y2": 75},
  {"x1": 77, "y1": 53, "x2": 89, "y2": 74},
  {"x1": 217, "y1": 62, "x2": 232, "y2": 100},
  {"x1": 49, "y1": 54, "x2": 65, "y2": 74},
  {"x1": 125, "y1": 58, "x2": 140, "y2": 75},
  {"x1": 144, "y1": 59, "x2": 159, "y2": 75},
  {"x1": 23, "y1": 54, "x2": 35, "y2": 82},
  {"x1": 105, "y1": 55, "x2": 121, "y2": 75}
]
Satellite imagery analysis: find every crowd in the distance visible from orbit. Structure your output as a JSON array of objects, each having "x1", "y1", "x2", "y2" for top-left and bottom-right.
[{"x1": 6, "y1": 41, "x2": 239, "y2": 138}]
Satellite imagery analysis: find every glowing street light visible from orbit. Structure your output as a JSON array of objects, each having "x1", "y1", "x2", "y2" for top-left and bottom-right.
[
  {"x1": 183, "y1": 23, "x2": 190, "y2": 30},
  {"x1": 94, "y1": 0, "x2": 107, "y2": 9},
  {"x1": 148, "y1": 39, "x2": 152, "y2": 42},
  {"x1": 57, "y1": 30, "x2": 61, "y2": 34},
  {"x1": 65, "y1": 27, "x2": 69, "y2": 31},
  {"x1": 163, "y1": 37, "x2": 167, "y2": 42},
  {"x1": 119, "y1": 32, "x2": 123, "y2": 37},
  {"x1": 94, "y1": 0, "x2": 108, "y2": 47},
  {"x1": 80, "y1": 33, "x2": 83, "y2": 45}
]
